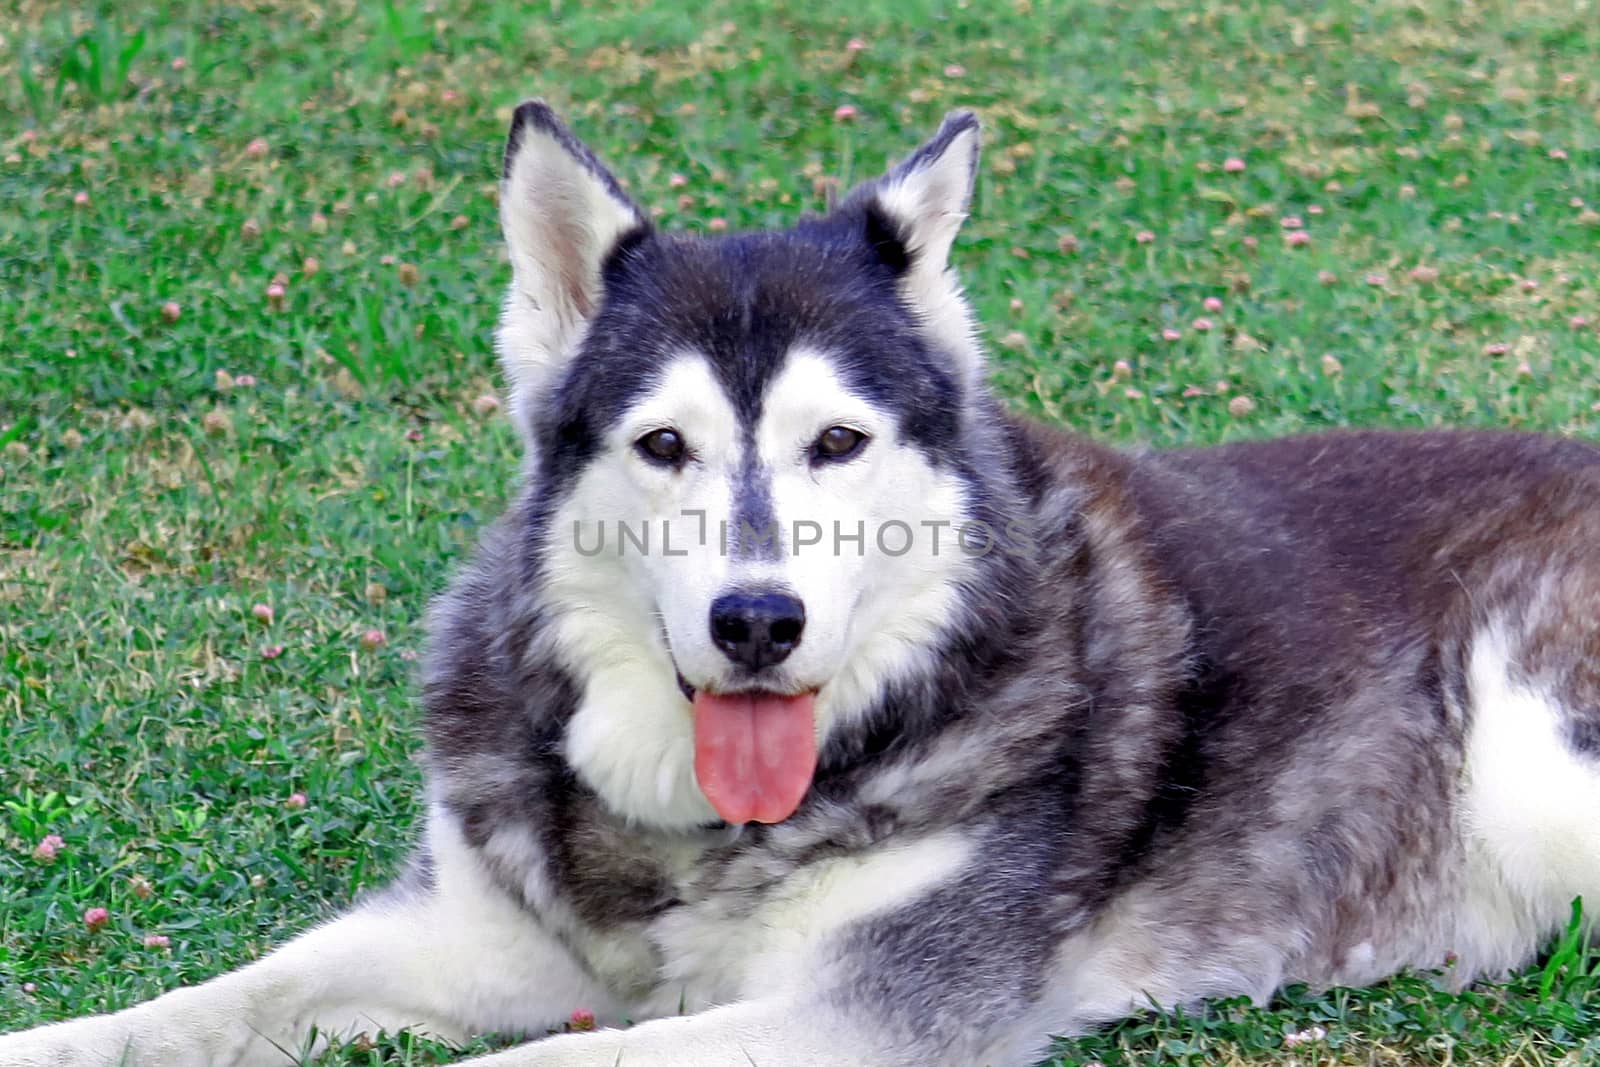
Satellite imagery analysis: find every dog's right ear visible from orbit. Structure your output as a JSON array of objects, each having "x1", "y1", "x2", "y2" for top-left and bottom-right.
[{"x1": 497, "y1": 101, "x2": 648, "y2": 434}]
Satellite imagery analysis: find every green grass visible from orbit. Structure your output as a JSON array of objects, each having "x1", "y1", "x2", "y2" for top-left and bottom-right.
[{"x1": 2, "y1": 1, "x2": 1599, "y2": 1064}]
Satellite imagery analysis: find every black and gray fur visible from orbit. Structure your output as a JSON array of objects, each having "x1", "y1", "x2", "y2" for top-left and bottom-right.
[
  {"x1": 3, "y1": 103, "x2": 1598, "y2": 1067},
  {"x1": 420, "y1": 106, "x2": 1600, "y2": 1061}
]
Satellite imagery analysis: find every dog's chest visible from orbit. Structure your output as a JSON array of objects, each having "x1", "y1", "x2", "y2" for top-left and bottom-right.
[{"x1": 617, "y1": 829, "x2": 975, "y2": 1015}]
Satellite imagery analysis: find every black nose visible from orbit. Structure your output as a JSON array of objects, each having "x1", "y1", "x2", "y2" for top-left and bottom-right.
[{"x1": 709, "y1": 592, "x2": 805, "y2": 671}]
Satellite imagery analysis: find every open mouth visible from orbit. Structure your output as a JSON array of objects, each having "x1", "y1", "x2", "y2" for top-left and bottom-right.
[{"x1": 673, "y1": 669, "x2": 818, "y2": 825}]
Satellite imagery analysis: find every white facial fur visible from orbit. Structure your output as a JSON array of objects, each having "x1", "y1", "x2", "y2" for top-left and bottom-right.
[
  {"x1": 539, "y1": 348, "x2": 977, "y2": 828},
  {"x1": 495, "y1": 107, "x2": 988, "y2": 825}
]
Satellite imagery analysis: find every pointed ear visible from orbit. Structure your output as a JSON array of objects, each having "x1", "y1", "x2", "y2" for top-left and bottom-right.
[
  {"x1": 862, "y1": 110, "x2": 981, "y2": 277},
  {"x1": 846, "y1": 111, "x2": 987, "y2": 394},
  {"x1": 496, "y1": 101, "x2": 648, "y2": 435}
]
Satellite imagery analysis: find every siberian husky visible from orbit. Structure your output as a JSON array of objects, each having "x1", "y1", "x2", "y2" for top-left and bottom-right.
[{"x1": 4, "y1": 103, "x2": 1600, "y2": 1067}]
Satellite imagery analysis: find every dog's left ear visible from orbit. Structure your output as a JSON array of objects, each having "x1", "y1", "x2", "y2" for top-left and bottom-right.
[
  {"x1": 844, "y1": 111, "x2": 987, "y2": 393},
  {"x1": 497, "y1": 101, "x2": 648, "y2": 435},
  {"x1": 856, "y1": 110, "x2": 981, "y2": 278}
]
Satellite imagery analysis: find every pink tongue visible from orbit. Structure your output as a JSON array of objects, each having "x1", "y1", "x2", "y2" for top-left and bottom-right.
[{"x1": 692, "y1": 691, "x2": 817, "y2": 824}]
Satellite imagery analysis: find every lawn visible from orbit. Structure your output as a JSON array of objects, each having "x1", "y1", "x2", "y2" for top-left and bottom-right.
[{"x1": 2, "y1": 1, "x2": 1598, "y2": 1064}]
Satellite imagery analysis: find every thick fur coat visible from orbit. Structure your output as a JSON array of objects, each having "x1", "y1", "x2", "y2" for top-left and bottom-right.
[{"x1": 3, "y1": 104, "x2": 1598, "y2": 1067}]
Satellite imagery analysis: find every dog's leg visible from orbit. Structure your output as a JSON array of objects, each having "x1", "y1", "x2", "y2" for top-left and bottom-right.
[
  {"x1": 454, "y1": 1000, "x2": 876, "y2": 1067},
  {"x1": 0, "y1": 816, "x2": 616, "y2": 1067}
]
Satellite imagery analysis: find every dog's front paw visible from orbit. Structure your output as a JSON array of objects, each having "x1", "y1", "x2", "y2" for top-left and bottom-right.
[
  {"x1": 478, "y1": 1029, "x2": 638, "y2": 1067},
  {"x1": 466, "y1": 1021, "x2": 834, "y2": 1067},
  {"x1": 0, "y1": 1019, "x2": 127, "y2": 1067},
  {"x1": 0, "y1": 1010, "x2": 258, "y2": 1067},
  {"x1": 468, "y1": 1027, "x2": 717, "y2": 1067}
]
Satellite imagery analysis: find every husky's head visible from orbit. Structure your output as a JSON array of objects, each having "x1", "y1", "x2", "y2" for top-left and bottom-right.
[{"x1": 498, "y1": 103, "x2": 1007, "y2": 829}]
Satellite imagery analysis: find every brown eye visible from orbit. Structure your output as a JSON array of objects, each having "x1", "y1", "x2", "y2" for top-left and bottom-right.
[
  {"x1": 813, "y1": 426, "x2": 868, "y2": 463},
  {"x1": 636, "y1": 428, "x2": 687, "y2": 466}
]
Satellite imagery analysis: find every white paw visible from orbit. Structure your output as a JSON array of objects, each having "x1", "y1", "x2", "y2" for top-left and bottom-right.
[
  {"x1": 0, "y1": 1013, "x2": 265, "y2": 1067},
  {"x1": 492, "y1": 1029, "x2": 636, "y2": 1066},
  {"x1": 463, "y1": 1029, "x2": 694, "y2": 1067},
  {"x1": 467, "y1": 1024, "x2": 832, "y2": 1067},
  {"x1": 0, "y1": 1022, "x2": 124, "y2": 1067}
]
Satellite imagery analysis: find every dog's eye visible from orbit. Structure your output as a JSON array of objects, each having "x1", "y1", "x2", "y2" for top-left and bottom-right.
[
  {"x1": 812, "y1": 426, "x2": 869, "y2": 463},
  {"x1": 636, "y1": 428, "x2": 687, "y2": 466}
]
